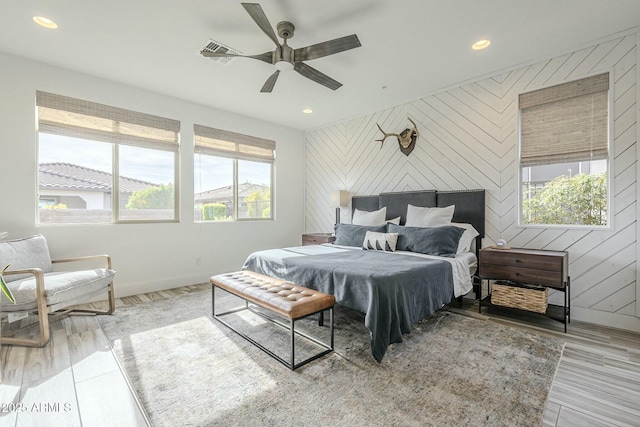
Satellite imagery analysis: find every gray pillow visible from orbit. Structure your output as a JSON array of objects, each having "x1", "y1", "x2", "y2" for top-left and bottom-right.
[
  {"x1": 0, "y1": 234, "x2": 53, "y2": 282},
  {"x1": 334, "y1": 223, "x2": 386, "y2": 247},
  {"x1": 387, "y1": 224, "x2": 464, "y2": 258}
]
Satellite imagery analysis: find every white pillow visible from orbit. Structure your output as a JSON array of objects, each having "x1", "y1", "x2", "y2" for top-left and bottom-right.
[
  {"x1": 352, "y1": 207, "x2": 387, "y2": 226},
  {"x1": 451, "y1": 222, "x2": 480, "y2": 253},
  {"x1": 405, "y1": 204, "x2": 455, "y2": 227},
  {"x1": 387, "y1": 216, "x2": 401, "y2": 225},
  {"x1": 362, "y1": 231, "x2": 398, "y2": 252}
]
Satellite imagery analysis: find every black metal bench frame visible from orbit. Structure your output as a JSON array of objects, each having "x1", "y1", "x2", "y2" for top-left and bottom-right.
[{"x1": 212, "y1": 285, "x2": 334, "y2": 370}]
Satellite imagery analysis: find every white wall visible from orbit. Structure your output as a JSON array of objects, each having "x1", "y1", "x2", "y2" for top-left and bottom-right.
[
  {"x1": 39, "y1": 189, "x2": 105, "y2": 209},
  {"x1": 0, "y1": 52, "x2": 306, "y2": 297},
  {"x1": 305, "y1": 31, "x2": 640, "y2": 333}
]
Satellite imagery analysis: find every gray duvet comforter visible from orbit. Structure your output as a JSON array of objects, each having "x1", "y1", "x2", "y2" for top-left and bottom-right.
[{"x1": 242, "y1": 245, "x2": 454, "y2": 362}]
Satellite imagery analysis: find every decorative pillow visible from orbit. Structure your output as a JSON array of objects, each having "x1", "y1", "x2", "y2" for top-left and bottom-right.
[
  {"x1": 405, "y1": 204, "x2": 455, "y2": 227},
  {"x1": 0, "y1": 235, "x2": 53, "y2": 282},
  {"x1": 334, "y1": 223, "x2": 386, "y2": 247},
  {"x1": 362, "y1": 231, "x2": 398, "y2": 252},
  {"x1": 388, "y1": 224, "x2": 464, "y2": 258},
  {"x1": 451, "y1": 222, "x2": 480, "y2": 253},
  {"x1": 352, "y1": 207, "x2": 387, "y2": 226},
  {"x1": 387, "y1": 216, "x2": 401, "y2": 225}
]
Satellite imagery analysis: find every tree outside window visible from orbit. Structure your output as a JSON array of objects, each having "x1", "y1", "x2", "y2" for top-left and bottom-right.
[{"x1": 522, "y1": 164, "x2": 607, "y2": 226}]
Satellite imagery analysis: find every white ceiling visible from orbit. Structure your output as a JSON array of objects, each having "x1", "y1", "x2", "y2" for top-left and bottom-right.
[{"x1": 2, "y1": 1, "x2": 639, "y2": 131}]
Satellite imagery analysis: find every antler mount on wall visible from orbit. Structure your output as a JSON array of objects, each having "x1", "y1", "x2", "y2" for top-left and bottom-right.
[{"x1": 375, "y1": 117, "x2": 419, "y2": 156}]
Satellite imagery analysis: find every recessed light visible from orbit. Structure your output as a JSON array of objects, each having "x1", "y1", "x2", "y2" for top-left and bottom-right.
[
  {"x1": 472, "y1": 39, "x2": 491, "y2": 50},
  {"x1": 303, "y1": 109, "x2": 313, "y2": 114},
  {"x1": 33, "y1": 16, "x2": 58, "y2": 29}
]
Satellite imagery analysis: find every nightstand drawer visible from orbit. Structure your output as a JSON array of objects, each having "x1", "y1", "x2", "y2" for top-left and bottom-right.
[
  {"x1": 480, "y1": 264, "x2": 564, "y2": 288},
  {"x1": 479, "y1": 248, "x2": 568, "y2": 289},
  {"x1": 480, "y1": 249, "x2": 563, "y2": 272},
  {"x1": 302, "y1": 233, "x2": 335, "y2": 245}
]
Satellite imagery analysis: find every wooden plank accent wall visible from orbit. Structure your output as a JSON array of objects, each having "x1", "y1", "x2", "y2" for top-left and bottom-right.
[{"x1": 305, "y1": 32, "x2": 640, "y2": 332}]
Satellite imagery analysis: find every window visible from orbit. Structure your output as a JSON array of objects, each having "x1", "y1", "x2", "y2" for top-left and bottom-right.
[
  {"x1": 36, "y1": 91, "x2": 180, "y2": 224},
  {"x1": 518, "y1": 73, "x2": 610, "y2": 227},
  {"x1": 194, "y1": 124, "x2": 275, "y2": 221}
]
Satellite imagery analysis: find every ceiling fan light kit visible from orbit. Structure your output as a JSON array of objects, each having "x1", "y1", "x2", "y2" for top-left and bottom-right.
[
  {"x1": 200, "y1": 2, "x2": 361, "y2": 93},
  {"x1": 275, "y1": 61, "x2": 294, "y2": 72}
]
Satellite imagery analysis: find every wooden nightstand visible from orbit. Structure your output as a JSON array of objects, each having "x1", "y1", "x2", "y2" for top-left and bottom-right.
[
  {"x1": 479, "y1": 247, "x2": 570, "y2": 332},
  {"x1": 302, "y1": 233, "x2": 336, "y2": 246}
]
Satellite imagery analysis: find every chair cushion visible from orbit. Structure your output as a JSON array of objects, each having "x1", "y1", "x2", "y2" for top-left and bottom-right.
[
  {"x1": 2, "y1": 268, "x2": 116, "y2": 311},
  {"x1": 0, "y1": 235, "x2": 53, "y2": 282}
]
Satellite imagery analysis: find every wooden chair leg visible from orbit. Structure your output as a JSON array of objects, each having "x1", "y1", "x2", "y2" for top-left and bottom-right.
[
  {"x1": 70, "y1": 282, "x2": 116, "y2": 315},
  {"x1": 1, "y1": 306, "x2": 51, "y2": 348}
]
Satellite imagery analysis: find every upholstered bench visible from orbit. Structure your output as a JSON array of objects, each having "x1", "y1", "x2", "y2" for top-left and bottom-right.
[{"x1": 210, "y1": 270, "x2": 335, "y2": 370}]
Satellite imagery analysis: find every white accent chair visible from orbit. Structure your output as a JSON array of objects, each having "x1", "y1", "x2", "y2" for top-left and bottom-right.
[{"x1": 0, "y1": 234, "x2": 116, "y2": 347}]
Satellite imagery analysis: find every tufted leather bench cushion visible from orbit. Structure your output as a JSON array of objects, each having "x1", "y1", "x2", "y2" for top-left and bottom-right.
[{"x1": 210, "y1": 270, "x2": 335, "y2": 320}]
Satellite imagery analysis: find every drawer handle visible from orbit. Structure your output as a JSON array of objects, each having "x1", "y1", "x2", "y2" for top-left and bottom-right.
[{"x1": 515, "y1": 259, "x2": 522, "y2": 263}]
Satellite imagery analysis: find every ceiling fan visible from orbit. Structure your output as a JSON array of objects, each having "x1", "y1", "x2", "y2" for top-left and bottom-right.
[{"x1": 200, "y1": 2, "x2": 361, "y2": 93}]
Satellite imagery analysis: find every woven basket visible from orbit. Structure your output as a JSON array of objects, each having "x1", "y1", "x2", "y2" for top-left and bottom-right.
[{"x1": 492, "y1": 281, "x2": 548, "y2": 314}]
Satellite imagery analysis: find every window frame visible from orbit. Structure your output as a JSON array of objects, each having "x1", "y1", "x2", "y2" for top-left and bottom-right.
[
  {"x1": 516, "y1": 72, "x2": 613, "y2": 229},
  {"x1": 113, "y1": 144, "x2": 181, "y2": 224},
  {"x1": 235, "y1": 158, "x2": 275, "y2": 221},
  {"x1": 193, "y1": 124, "x2": 275, "y2": 222},
  {"x1": 36, "y1": 91, "x2": 181, "y2": 225}
]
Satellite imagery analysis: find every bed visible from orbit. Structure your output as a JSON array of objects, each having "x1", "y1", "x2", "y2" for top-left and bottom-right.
[{"x1": 242, "y1": 189, "x2": 485, "y2": 362}]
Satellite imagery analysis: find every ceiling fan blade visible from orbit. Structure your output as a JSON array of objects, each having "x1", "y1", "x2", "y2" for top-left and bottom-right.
[
  {"x1": 294, "y1": 34, "x2": 361, "y2": 62},
  {"x1": 200, "y1": 50, "x2": 273, "y2": 64},
  {"x1": 294, "y1": 62, "x2": 342, "y2": 90},
  {"x1": 261, "y1": 70, "x2": 280, "y2": 93},
  {"x1": 241, "y1": 3, "x2": 280, "y2": 47}
]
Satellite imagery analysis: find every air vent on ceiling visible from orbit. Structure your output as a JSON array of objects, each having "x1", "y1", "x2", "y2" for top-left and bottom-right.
[{"x1": 201, "y1": 39, "x2": 242, "y2": 65}]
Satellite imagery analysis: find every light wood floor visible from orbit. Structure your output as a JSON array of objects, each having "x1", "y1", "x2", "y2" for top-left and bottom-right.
[
  {"x1": 1, "y1": 284, "x2": 639, "y2": 427},
  {"x1": 449, "y1": 302, "x2": 640, "y2": 427}
]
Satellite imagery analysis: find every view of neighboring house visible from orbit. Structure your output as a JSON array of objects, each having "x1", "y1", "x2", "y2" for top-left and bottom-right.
[
  {"x1": 38, "y1": 162, "x2": 158, "y2": 209},
  {"x1": 40, "y1": 162, "x2": 268, "y2": 220},
  {"x1": 195, "y1": 182, "x2": 269, "y2": 219}
]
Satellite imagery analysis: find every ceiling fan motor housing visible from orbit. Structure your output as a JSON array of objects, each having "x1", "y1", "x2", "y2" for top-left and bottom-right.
[
  {"x1": 274, "y1": 44, "x2": 294, "y2": 70},
  {"x1": 273, "y1": 21, "x2": 295, "y2": 70}
]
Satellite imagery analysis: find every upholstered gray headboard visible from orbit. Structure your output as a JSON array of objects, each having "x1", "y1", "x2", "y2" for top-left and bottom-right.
[
  {"x1": 379, "y1": 190, "x2": 437, "y2": 224},
  {"x1": 351, "y1": 189, "x2": 485, "y2": 238},
  {"x1": 436, "y1": 190, "x2": 485, "y2": 237}
]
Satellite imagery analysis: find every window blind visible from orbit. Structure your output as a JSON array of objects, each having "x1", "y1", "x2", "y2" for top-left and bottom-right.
[
  {"x1": 519, "y1": 73, "x2": 609, "y2": 167},
  {"x1": 36, "y1": 91, "x2": 180, "y2": 152},
  {"x1": 194, "y1": 124, "x2": 275, "y2": 163}
]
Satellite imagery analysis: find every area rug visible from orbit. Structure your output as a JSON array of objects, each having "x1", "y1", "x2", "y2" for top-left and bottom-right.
[{"x1": 99, "y1": 287, "x2": 564, "y2": 427}]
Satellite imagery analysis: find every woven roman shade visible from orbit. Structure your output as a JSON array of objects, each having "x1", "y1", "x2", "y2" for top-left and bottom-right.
[
  {"x1": 36, "y1": 91, "x2": 180, "y2": 152},
  {"x1": 194, "y1": 124, "x2": 275, "y2": 163},
  {"x1": 519, "y1": 73, "x2": 609, "y2": 167}
]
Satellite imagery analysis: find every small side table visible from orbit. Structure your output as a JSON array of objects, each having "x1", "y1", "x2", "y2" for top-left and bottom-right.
[
  {"x1": 478, "y1": 247, "x2": 570, "y2": 332},
  {"x1": 302, "y1": 233, "x2": 335, "y2": 246}
]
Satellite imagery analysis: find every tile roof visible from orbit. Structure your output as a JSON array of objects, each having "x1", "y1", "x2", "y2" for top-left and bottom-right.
[
  {"x1": 195, "y1": 182, "x2": 268, "y2": 202},
  {"x1": 39, "y1": 163, "x2": 157, "y2": 193}
]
